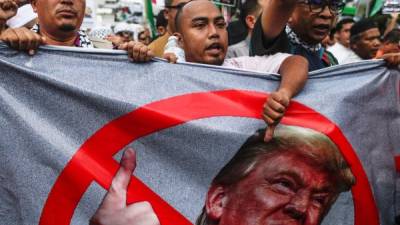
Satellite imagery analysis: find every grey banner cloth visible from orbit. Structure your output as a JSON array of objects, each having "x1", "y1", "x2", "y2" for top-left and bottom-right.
[{"x1": 0, "y1": 43, "x2": 399, "y2": 225}]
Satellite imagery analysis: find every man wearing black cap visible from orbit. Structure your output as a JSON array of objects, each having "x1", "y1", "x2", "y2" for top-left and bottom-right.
[
  {"x1": 249, "y1": 0, "x2": 344, "y2": 71},
  {"x1": 342, "y1": 19, "x2": 382, "y2": 64}
]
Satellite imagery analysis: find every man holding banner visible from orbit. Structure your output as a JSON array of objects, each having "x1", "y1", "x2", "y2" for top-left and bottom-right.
[
  {"x1": 0, "y1": 0, "x2": 153, "y2": 57},
  {"x1": 128, "y1": 0, "x2": 309, "y2": 141}
]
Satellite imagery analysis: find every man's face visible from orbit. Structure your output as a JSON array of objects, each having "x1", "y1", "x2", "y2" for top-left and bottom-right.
[
  {"x1": 381, "y1": 42, "x2": 400, "y2": 54},
  {"x1": 116, "y1": 31, "x2": 134, "y2": 43},
  {"x1": 352, "y1": 28, "x2": 381, "y2": 59},
  {"x1": 165, "y1": 0, "x2": 190, "y2": 33},
  {"x1": 289, "y1": 2, "x2": 338, "y2": 45},
  {"x1": 177, "y1": 1, "x2": 228, "y2": 65},
  {"x1": 213, "y1": 151, "x2": 337, "y2": 225},
  {"x1": 138, "y1": 31, "x2": 151, "y2": 45},
  {"x1": 32, "y1": 0, "x2": 85, "y2": 34},
  {"x1": 337, "y1": 22, "x2": 353, "y2": 47}
]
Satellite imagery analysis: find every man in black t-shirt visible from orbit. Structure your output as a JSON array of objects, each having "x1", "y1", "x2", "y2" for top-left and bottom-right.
[{"x1": 250, "y1": 0, "x2": 344, "y2": 71}]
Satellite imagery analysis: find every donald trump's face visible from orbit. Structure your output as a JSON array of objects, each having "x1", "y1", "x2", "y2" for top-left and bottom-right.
[{"x1": 206, "y1": 151, "x2": 338, "y2": 225}]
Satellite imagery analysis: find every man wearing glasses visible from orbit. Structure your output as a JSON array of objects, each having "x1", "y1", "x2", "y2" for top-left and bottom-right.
[
  {"x1": 250, "y1": 0, "x2": 344, "y2": 71},
  {"x1": 148, "y1": 0, "x2": 189, "y2": 57}
]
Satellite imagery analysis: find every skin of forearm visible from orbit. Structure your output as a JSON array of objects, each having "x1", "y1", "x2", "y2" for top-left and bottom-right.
[
  {"x1": 383, "y1": 14, "x2": 399, "y2": 37},
  {"x1": 277, "y1": 55, "x2": 308, "y2": 99},
  {"x1": 261, "y1": 0, "x2": 297, "y2": 39}
]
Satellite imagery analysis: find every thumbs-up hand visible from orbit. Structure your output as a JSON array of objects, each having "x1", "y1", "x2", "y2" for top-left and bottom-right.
[{"x1": 90, "y1": 148, "x2": 160, "y2": 225}]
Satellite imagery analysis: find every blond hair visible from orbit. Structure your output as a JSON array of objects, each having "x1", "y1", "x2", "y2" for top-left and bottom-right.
[{"x1": 196, "y1": 125, "x2": 355, "y2": 225}]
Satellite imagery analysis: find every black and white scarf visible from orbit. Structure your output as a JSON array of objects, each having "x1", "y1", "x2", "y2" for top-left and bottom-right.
[
  {"x1": 31, "y1": 24, "x2": 93, "y2": 48},
  {"x1": 285, "y1": 26, "x2": 322, "y2": 53}
]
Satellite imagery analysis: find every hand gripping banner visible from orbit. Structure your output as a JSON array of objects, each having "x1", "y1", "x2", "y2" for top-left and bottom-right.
[{"x1": 0, "y1": 44, "x2": 399, "y2": 225}]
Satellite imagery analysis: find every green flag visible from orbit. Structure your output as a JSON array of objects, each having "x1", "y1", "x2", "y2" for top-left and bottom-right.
[{"x1": 144, "y1": 0, "x2": 157, "y2": 38}]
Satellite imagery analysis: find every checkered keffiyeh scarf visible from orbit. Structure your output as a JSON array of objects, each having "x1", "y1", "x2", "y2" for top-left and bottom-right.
[
  {"x1": 31, "y1": 24, "x2": 93, "y2": 48},
  {"x1": 285, "y1": 26, "x2": 322, "y2": 53}
]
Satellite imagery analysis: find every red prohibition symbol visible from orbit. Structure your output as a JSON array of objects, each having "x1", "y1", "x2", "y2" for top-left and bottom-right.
[{"x1": 39, "y1": 90, "x2": 379, "y2": 225}]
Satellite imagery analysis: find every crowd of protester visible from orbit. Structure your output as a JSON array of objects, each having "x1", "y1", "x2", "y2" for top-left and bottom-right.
[
  {"x1": 0, "y1": 0, "x2": 399, "y2": 64},
  {"x1": 0, "y1": 0, "x2": 399, "y2": 224}
]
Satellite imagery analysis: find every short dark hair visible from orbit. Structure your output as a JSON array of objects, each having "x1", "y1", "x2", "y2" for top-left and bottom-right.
[
  {"x1": 383, "y1": 28, "x2": 400, "y2": 44},
  {"x1": 350, "y1": 19, "x2": 379, "y2": 44},
  {"x1": 165, "y1": 0, "x2": 173, "y2": 7},
  {"x1": 335, "y1": 18, "x2": 355, "y2": 32},
  {"x1": 156, "y1": 9, "x2": 168, "y2": 28},
  {"x1": 239, "y1": 0, "x2": 261, "y2": 23}
]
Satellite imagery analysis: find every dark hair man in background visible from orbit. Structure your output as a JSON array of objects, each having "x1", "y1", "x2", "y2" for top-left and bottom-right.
[
  {"x1": 155, "y1": 9, "x2": 168, "y2": 37},
  {"x1": 341, "y1": 18, "x2": 400, "y2": 66},
  {"x1": 344, "y1": 19, "x2": 381, "y2": 64},
  {"x1": 148, "y1": 0, "x2": 189, "y2": 57},
  {"x1": 226, "y1": 0, "x2": 261, "y2": 58},
  {"x1": 328, "y1": 18, "x2": 355, "y2": 64},
  {"x1": 0, "y1": 0, "x2": 93, "y2": 54},
  {"x1": 375, "y1": 28, "x2": 400, "y2": 58}
]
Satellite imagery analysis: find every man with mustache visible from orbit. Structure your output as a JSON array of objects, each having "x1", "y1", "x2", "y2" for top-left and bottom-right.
[
  {"x1": 0, "y1": 0, "x2": 93, "y2": 53},
  {"x1": 344, "y1": 19, "x2": 400, "y2": 67},
  {"x1": 0, "y1": 0, "x2": 153, "y2": 59}
]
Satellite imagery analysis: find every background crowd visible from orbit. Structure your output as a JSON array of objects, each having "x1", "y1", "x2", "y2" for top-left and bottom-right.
[{"x1": 0, "y1": 0, "x2": 399, "y2": 64}]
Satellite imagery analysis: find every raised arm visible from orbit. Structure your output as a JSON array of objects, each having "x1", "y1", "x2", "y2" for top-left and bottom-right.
[
  {"x1": 263, "y1": 55, "x2": 308, "y2": 141},
  {"x1": 260, "y1": 0, "x2": 297, "y2": 40}
]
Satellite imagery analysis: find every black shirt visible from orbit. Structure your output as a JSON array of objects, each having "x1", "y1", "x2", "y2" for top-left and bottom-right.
[{"x1": 250, "y1": 18, "x2": 338, "y2": 71}]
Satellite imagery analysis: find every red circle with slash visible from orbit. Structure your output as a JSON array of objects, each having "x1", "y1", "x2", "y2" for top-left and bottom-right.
[{"x1": 39, "y1": 90, "x2": 379, "y2": 225}]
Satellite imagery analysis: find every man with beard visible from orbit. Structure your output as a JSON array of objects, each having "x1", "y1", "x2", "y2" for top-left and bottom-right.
[
  {"x1": 148, "y1": 0, "x2": 190, "y2": 57},
  {"x1": 0, "y1": 0, "x2": 152, "y2": 60},
  {"x1": 342, "y1": 19, "x2": 400, "y2": 66},
  {"x1": 90, "y1": 126, "x2": 355, "y2": 225},
  {"x1": 0, "y1": 0, "x2": 93, "y2": 54}
]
